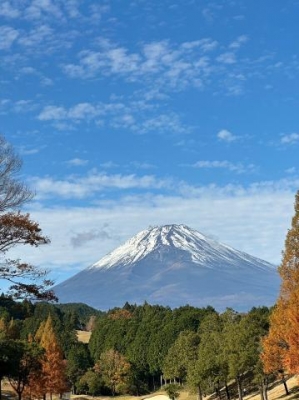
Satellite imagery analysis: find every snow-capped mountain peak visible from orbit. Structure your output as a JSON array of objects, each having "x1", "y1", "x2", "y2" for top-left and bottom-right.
[
  {"x1": 90, "y1": 224, "x2": 273, "y2": 272},
  {"x1": 90, "y1": 224, "x2": 205, "y2": 269},
  {"x1": 54, "y1": 224, "x2": 280, "y2": 311}
]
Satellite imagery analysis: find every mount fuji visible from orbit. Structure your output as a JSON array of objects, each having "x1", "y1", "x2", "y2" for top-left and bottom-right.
[{"x1": 53, "y1": 224, "x2": 280, "y2": 311}]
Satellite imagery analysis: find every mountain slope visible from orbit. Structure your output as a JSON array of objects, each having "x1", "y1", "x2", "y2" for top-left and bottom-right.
[{"x1": 53, "y1": 224, "x2": 280, "y2": 311}]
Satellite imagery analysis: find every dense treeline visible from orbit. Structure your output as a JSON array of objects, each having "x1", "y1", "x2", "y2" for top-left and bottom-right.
[{"x1": 0, "y1": 295, "x2": 281, "y2": 400}]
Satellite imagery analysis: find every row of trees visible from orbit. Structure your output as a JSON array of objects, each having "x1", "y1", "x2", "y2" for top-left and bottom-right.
[
  {"x1": 0, "y1": 298, "x2": 273, "y2": 400},
  {"x1": 87, "y1": 303, "x2": 274, "y2": 400}
]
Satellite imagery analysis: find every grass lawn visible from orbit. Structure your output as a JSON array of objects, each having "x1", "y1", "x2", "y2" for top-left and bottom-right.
[{"x1": 2, "y1": 375, "x2": 298, "y2": 400}]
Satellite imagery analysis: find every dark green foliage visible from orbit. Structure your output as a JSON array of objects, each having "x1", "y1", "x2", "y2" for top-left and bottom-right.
[
  {"x1": 89, "y1": 302, "x2": 216, "y2": 392},
  {"x1": 77, "y1": 370, "x2": 103, "y2": 396},
  {"x1": 0, "y1": 295, "x2": 34, "y2": 320},
  {"x1": 55, "y1": 303, "x2": 103, "y2": 328},
  {"x1": 66, "y1": 343, "x2": 93, "y2": 393},
  {"x1": 6, "y1": 340, "x2": 44, "y2": 400},
  {"x1": 20, "y1": 302, "x2": 77, "y2": 355},
  {"x1": 163, "y1": 330, "x2": 200, "y2": 381},
  {"x1": 165, "y1": 383, "x2": 181, "y2": 400},
  {"x1": 0, "y1": 296, "x2": 273, "y2": 399}
]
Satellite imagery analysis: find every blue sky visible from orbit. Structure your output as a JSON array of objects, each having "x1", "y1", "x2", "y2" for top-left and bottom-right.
[{"x1": 1, "y1": 0, "x2": 299, "y2": 285}]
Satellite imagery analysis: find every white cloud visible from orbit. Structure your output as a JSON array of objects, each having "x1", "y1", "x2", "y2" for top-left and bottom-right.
[
  {"x1": 0, "y1": 2, "x2": 20, "y2": 18},
  {"x1": 16, "y1": 182, "x2": 297, "y2": 285},
  {"x1": 100, "y1": 161, "x2": 119, "y2": 169},
  {"x1": 62, "y1": 39, "x2": 215, "y2": 91},
  {"x1": 229, "y1": 35, "x2": 248, "y2": 49},
  {"x1": 217, "y1": 129, "x2": 238, "y2": 142},
  {"x1": 285, "y1": 167, "x2": 296, "y2": 174},
  {"x1": 216, "y1": 52, "x2": 236, "y2": 64},
  {"x1": 38, "y1": 105, "x2": 67, "y2": 120},
  {"x1": 193, "y1": 160, "x2": 255, "y2": 174},
  {"x1": 24, "y1": 0, "x2": 63, "y2": 21},
  {"x1": 198, "y1": 38, "x2": 218, "y2": 52},
  {"x1": 29, "y1": 171, "x2": 172, "y2": 199},
  {"x1": 17, "y1": 24, "x2": 54, "y2": 47},
  {"x1": 37, "y1": 102, "x2": 189, "y2": 134},
  {"x1": 66, "y1": 158, "x2": 89, "y2": 167},
  {"x1": 281, "y1": 133, "x2": 299, "y2": 144},
  {"x1": 18, "y1": 146, "x2": 41, "y2": 156},
  {"x1": 0, "y1": 26, "x2": 19, "y2": 49}
]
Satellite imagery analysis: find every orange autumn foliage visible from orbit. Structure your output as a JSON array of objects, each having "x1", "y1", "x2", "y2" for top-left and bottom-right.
[
  {"x1": 261, "y1": 191, "x2": 299, "y2": 376},
  {"x1": 28, "y1": 316, "x2": 69, "y2": 399}
]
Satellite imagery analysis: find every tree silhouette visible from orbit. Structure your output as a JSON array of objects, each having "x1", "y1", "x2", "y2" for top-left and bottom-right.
[{"x1": 0, "y1": 135, "x2": 56, "y2": 301}]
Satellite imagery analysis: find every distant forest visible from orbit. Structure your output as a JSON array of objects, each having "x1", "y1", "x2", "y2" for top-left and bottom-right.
[{"x1": 0, "y1": 295, "x2": 287, "y2": 400}]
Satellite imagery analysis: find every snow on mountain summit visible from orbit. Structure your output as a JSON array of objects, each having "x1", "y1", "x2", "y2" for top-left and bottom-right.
[
  {"x1": 90, "y1": 224, "x2": 274, "y2": 272},
  {"x1": 53, "y1": 224, "x2": 280, "y2": 311}
]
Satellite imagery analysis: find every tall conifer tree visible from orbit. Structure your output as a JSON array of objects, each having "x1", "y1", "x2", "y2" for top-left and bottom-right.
[
  {"x1": 31, "y1": 316, "x2": 69, "y2": 399},
  {"x1": 262, "y1": 191, "x2": 299, "y2": 377}
]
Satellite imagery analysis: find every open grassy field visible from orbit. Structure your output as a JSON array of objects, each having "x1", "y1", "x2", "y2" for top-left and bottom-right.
[
  {"x1": 3, "y1": 369, "x2": 298, "y2": 400},
  {"x1": 71, "y1": 375, "x2": 299, "y2": 400},
  {"x1": 76, "y1": 330, "x2": 92, "y2": 343}
]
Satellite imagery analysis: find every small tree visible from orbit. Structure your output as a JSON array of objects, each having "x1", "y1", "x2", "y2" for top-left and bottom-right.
[
  {"x1": 77, "y1": 370, "x2": 102, "y2": 396},
  {"x1": 66, "y1": 343, "x2": 92, "y2": 394},
  {"x1": 95, "y1": 349, "x2": 131, "y2": 396},
  {"x1": 32, "y1": 316, "x2": 69, "y2": 399},
  {"x1": 7, "y1": 340, "x2": 43, "y2": 400},
  {"x1": 165, "y1": 383, "x2": 181, "y2": 400}
]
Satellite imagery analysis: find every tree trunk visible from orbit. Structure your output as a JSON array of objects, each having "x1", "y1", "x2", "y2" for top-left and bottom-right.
[
  {"x1": 259, "y1": 385, "x2": 263, "y2": 400},
  {"x1": 197, "y1": 385, "x2": 203, "y2": 400},
  {"x1": 282, "y1": 375, "x2": 289, "y2": 395},
  {"x1": 236, "y1": 376, "x2": 243, "y2": 400},
  {"x1": 0, "y1": 377, "x2": 2, "y2": 400},
  {"x1": 258, "y1": 376, "x2": 268, "y2": 400},
  {"x1": 216, "y1": 381, "x2": 221, "y2": 400},
  {"x1": 225, "y1": 382, "x2": 230, "y2": 400},
  {"x1": 262, "y1": 383, "x2": 268, "y2": 400}
]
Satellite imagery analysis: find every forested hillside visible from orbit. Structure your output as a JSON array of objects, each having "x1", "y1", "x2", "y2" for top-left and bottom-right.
[{"x1": 1, "y1": 295, "x2": 291, "y2": 400}]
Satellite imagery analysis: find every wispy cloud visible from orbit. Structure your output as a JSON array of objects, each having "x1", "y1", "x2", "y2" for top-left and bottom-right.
[
  {"x1": 281, "y1": 133, "x2": 299, "y2": 144},
  {"x1": 66, "y1": 158, "x2": 89, "y2": 167},
  {"x1": 0, "y1": 26, "x2": 19, "y2": 49},
  {"x1": 37, "y1": 101, "x2": 189, "y2": 134},
  {"x1": 216, "y1": 52, "x2": 236, "y2": 64},
  {"x1": 285, "y1": 167, "x2": 296, "y2": 174},
  {"x1": 19, "y1": 179, "x2": 298, "y2": 278},
  {"x1": 229, "y1": 35, "x2": 248, "y2": 49},
  {"x1": 217, "y1": 129, "x2": 238, "y2": 142},
  {"x1": 29, "y1": 171, "x2": 172, "y2": 199},
  {"x1": 70, "y1": 227, "x2": 114, "y2": 247},
  {"x1": 0, "y1": 2, "x2": 20, "y2": 18},
  {"x1": 62, "y1": 38, "x2": 220, "y2": 92},
  {"x1": 192, "y1": 160, "x2": 256, "y2": 174},
  {"x1": 24, "y1": 0, "x2": 64, "y2": 21},
  {"x1": 59, "y1": 34, "x2": 268, "y2": 98}
]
